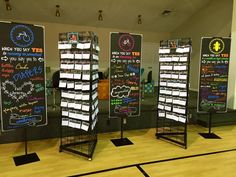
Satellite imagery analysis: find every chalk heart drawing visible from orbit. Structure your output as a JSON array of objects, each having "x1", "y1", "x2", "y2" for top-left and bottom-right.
[
  {"x1": 111, "y1": 85, "x2": 131, "y2": 98},
  {"x1": 2, "y1": 80, "x2": 34, "y2": 102}
]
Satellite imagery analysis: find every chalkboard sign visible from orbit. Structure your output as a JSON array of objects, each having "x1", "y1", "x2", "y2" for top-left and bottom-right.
[
  {"x1": 0, "y1": 22, "x2": 47, "y2": 131},
  {"x1": 198, "y1": 37, "x2": 231, "y2": 112},
  {"x1": 109, "y1": 32, "x2": 142, "y2": 118}
]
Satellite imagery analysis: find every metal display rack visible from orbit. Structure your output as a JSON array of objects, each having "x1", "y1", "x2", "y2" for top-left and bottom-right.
[
  {"x1": 58, "y1": 31, "x2": 99, "y2": 160},
  {"x1": 156, "y1": 38, "x2": 191, "y2": 148}
]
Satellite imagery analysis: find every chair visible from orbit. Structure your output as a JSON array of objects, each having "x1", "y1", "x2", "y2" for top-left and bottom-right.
[
  {"x1": 143, "y1": 71, "x2": 154, "y2": 94},
  {"x1": 51, "y1": 70, "x2": 60, "y2": 109}
]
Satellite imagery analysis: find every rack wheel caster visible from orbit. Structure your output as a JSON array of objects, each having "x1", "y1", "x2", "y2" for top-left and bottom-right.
[
  {"x1": 59, "y1": 148, "x2": 62, "y2": 152},
  {"x1": 88, "y1": 158, "x2": 92, "y2": 161}
]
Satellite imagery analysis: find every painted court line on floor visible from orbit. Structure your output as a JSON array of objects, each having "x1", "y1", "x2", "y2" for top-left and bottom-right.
[{"x1": 70, "y1": 148, "x2": 236, "y2": 177}]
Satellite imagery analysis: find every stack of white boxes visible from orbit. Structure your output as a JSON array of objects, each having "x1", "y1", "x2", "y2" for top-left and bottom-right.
[{"x1": 58, "y1": 32, "x2": 99, "y2": 131}]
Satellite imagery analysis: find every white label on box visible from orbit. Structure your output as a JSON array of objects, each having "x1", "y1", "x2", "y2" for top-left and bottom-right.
[
  {"x1": 60, "y1": 63, "x2": 68, "y2": 69},
  {"x1": 158, "y1": 104, "x2": 164, "y2": 110},
  {"x1": 77, "y1": 43, "x2": 84, "y2": 49},
  {"x1": 167, "y1": 82, "x2": 174, "y2": 87},
  {"x1": 173, "y1": 65, "x2": 180, "y2": 70},
  {"x1": 81, "y1": 122, "x2": 89, "y2": 131},
  {"x1": 75, "y1": 93, "x2": 82, "y2": 100},
  {"x1": 83, "y1": 54, "x2": 90, "y2": 59},
  {"x1": 160, "y1": 82, "x2": 167, "y2": 86},
  {"x1": 74, "y1": 73, "x2": 82, "y2": 79},
  {"x1": 184, "y1": 47, "x2": 190, "y2": 53},
  {"x1": 176, "y1": 48, "x2": 184, "y2": 53},
  {"x1": 179, "y1": 91, "x2": 187, "y2": 97},
  {"x1": 67, "y1": 64, "x2": 74, "y2": 69},
  {"x1": 93, "y1": 54, "x2": 99, "y2": 60},
  {"x1": 61, "y1": 53, "x2": 74, "y2": 59},
  {"x1": 172, "y1": 74, "x2": 179, "y2": 79},
  {"x1": 75, "y1": 83, "x2": 82, "y2": 90},
  {"x1": 82, "y1": 114, "x2": 90, "y2": 121},
  {"x1": 68, "y1": 121, "x2": 76, "y2": 128},
  {"x1": 75, "y1": 121, "x2": 81, "y2": 129},
  {"x1": 179, "y1": 116, "x2": 186, "y2": 123},
  {"x1": 62, "y1": 110, "x2": 69, "y2": 116},
  {"x1": 75, "y1": 103, "x2": 82, "y2": 110},
  {"x1": 178, "y1": 83, "x2": 186, "y2": 88},
  {"x1": 179, "y1": 108, "x2": 186, "y2": 114},
  {"x1": 68, "y1": 92, "x2": 75, "y2": 99},
  {"x1": 166, "y1": 113, "x2": 173, "y2": 119},
  {"x1": 82, "y1": 74, "x2": 90, "y2": 80},
  {"x1": 60, "y1": 72, "x2": 67, "y2": 78},
  {"x1": 179, "y1": 74, "x2": 187, "y2": 80},
  {"x1": 67, "y1": 82, "x2": 74, "y2": 89},
  {"x1": 159, "y1": 48, "x2": 170, "y2": 54},
  {"x1": 179, "y1": 65, "x2": 187, "y2": 70},
  {"x1": 165, "y1": 105, "x2": 172, "y2": 111},
  {"x1": 159, "y1": 96, "x2": 165, "y2": 102},
  {"x1": 67, "y1": 73, "x2": 74, "y2": 79},
  {"x1": 62, "y1": 118, "x2": 69, "y2": 126},
  {"x1": 68, "y1": 102, "x2": 75, "y2": 108},
  {"x1": 96, "y1": 45, "x2": 100, "y2": 51},
  {"x1": 159, "y1": 57, "x2": 166, "y2": 62},
  {"x1": 92, "y1": 92, "x2": 98, "y2": 100},
  {"x1": 180, "y1": 56, "x2": 188, "y2": 62},
  {"x1": 58, "y1": 44, "x2": 72, "y2": 49},
  {"x1": 160, "y1": 89, "x2": 166, "y2": 94},
  {"x1": 173, "y1": 107, "x2": 179, "y2": 113},
  {"x1": 172, "y1": 90, "x2": 180, "y2": 96},
  {"x1": 166, "y1": 98, "x2": 173, "y2": 103},
  {"x1": 172, "y1": 56, "x2": 179, "y2": 61},
  {"x1": 60, "y1": 101, "x2": 68, "y2": 107},
  {"x1": 82, "y1": 84, "x2": 90, "y2": 91},
  {"x1": 82, "y1": 94, "x2": 90, "y2": 100},
  {"x1": 173, "y1": 99, "x2": 180, "y2": 105},
  {"x1": 74, "y1": 54, "x2": 83, "y2": 59},
  {"x1": 166, "y1": 90, "x2": 172, "y2": 95},
  {"x1": 160, "y1": 65, "x2": 173, "y2": 70},
  {"x1": 83, "y1": 64, "x2": 90, "y2": 70},
  {"x1": 61, "y1": 91, "x2": 68, "y2": 98},
  {"x1": 158, "y1": 112, "x2": 165, "y2": 117},
  {"x1": 82, "y1": 105, "x2": 90, "y2": 111},
  {"x1": 59, "y1": 80, "x2": 67, "y2": 88},
  {"x1": 179, "y1": 100, "x2": 186, "y2": 106},
  {"x1": 83, "y1": 43, "x2": 91, "y2": 49},
  {"x1": 75, "y1": 64, "x2": 82, "y2": 70}
]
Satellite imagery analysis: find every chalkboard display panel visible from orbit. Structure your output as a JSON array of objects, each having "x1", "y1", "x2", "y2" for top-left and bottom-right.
[{"x1": 0, "y1": 22, "x2": 47, "y2": 131}]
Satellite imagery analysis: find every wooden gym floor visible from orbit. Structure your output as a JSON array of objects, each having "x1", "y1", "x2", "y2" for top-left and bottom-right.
[{"x1": 0, "y1": 124, "x2": 236, "y2": 177}]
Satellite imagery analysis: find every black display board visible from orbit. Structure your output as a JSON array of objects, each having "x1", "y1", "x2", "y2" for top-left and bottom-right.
[
  {"x1": 198, "y1": 37, "x2": 231, "y2": 112},
  {"x1": 0, "y1": 22, "x2": 47, "y2": 131},
  {"x1": 109, "y1": 32, "x2": 142, "y2": 118}
]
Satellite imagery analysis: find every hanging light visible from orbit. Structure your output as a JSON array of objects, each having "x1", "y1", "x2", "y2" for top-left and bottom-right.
[
  {"x1": 5, "y1": 0, "x2": 12, "y2": 11},
  {"x1": 98, "y1": 10, "x2": 103, "y2": 21},
  {"x1": 55, "y1": 5, "x2": 61, "y2": 17},
  {"x1": 138, "y1": 15, "x2": 142, "y2": 24}
]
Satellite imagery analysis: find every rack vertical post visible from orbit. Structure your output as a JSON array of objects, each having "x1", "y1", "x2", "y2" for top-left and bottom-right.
[
  {"x1": 199, "y1": 110, "x2": 221, "y2": 139},
  {"x1": 13, "y1": 128, "x2": 40, "y2": 166},
  {"x1": 111, "y1": 114, "x2": 133, "y2": 147}
]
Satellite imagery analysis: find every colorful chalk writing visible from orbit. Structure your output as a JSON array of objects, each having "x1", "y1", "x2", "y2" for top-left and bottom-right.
[
  {"x1": 198, "y1": 37, "x2": 231, "y2": 112},
  {"x1": 0, "y1": 22, "x2": 47, "y2": 131},
  {"x1": 109, "y1": 33, "x2": 142, "y2": 117}
]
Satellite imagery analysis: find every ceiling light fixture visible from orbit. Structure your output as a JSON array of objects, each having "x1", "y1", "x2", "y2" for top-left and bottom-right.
[
  {"x1": 161, "y1": 10, "x2": 172, "y2": 16},
  {"x1": 98, "y1": 10, "x2": 103, "y2": 21},
  {"x1": 138, "y1": 15, "x2": 142, "y2": 24},
  {"x1": 5, "y1": 0, "x2": 12, "y2": 11},
  {"x1": 55, "y1": 5, "x2": 60, "y2": 17}
]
